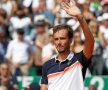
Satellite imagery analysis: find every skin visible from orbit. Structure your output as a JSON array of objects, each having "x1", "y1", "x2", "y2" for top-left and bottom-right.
[
  {"x1": 72, "y1": 31, "x2": 84, "y2": 53},
  {"x1": 53, "y1": 29, "x2": 72, "y2": 60},
  {"x1": 0, "y1": 64, "x2": 10, "y2": 78},
  {"x1": 0, "y1": 64, "x2": 18, "y2": 90},
  {"x1": 89, "y1": 85, "x2": 97, "y2": 90},
  {"x1": 17, "y1": 33, "x2": 24, "y2": 42},
  {"x1": 41, "y1": 0, "x2": 94, "y2": 90}
]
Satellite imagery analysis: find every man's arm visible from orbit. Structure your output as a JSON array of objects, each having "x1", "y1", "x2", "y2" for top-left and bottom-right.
[
  {"x1": 76, "y1": 15, "x2": 94, "y2": 59},
  {"x1": 61, "y1": 0, "x2": 94, "y2": 60},
  {"x1": 41, "y1": 84, "x2": 48, "y2": 90}
]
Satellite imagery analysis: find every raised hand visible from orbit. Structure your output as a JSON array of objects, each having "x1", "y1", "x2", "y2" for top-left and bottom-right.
[{"x1": 61, "y1": 0, "x2": 81, "y2": 17}]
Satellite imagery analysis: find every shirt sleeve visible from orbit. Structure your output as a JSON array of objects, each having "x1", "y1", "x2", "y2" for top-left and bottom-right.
[
  {"x1": 77, "y1": 51, "x2": 92, "y2": 79},
  {"x1": 5, "y1": 42, "x2": 13, "y2": 59},
  {"x1": 77, "y1": 51, "x2": 92, "y2": 68},
  {"x1": 41, "y1": 63, "x2": 48, "y2": 84}
]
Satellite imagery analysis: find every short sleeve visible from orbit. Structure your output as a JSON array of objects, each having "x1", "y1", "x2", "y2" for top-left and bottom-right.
[
  {"x1": 77, "y1": 51, "x2": 92, "y2": 68},
  {"x1": 76, "y1": 51, "x2": 92, "y2": 79},
  {"x1": 5, "y1": 42, "x2": 13, "y2": 59},
  {"x1": 41, "y1": 63, "x2": 48, "y2": 84}
]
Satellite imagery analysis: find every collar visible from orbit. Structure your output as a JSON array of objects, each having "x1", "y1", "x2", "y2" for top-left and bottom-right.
[{"x1": 55, "y1": 52, "x2": 74, "y2": 63}]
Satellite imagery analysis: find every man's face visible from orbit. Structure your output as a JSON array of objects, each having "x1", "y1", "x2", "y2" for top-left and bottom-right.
[
  {"x1": 17, "y1": 33, "x2": 24, "y2": 40},
  {"x1": 0, "y1": 64, "x2": 9, "y2": 77},
  {"x1": 53, "y1": 29, "x2": 71, "y2": 53},
  {"x1": 36, "y1": 25, "x2": 46, "y2": 34}
]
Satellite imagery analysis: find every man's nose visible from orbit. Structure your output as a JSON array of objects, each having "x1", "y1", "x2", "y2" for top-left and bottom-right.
[{"x1": 57, "y1": 39, "x2": 62, "y2": 44}]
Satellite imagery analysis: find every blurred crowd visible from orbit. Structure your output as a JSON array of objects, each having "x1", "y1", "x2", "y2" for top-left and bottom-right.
[{"x1": 0, "y1": 0, "x2": 108, "y2": 89}]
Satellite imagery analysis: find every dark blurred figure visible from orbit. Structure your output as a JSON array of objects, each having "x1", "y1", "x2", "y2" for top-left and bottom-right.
[
  {"x1": 89, "y1": 85, "x2": 97, "y2": 90},
  {"x1": 25, "y1": 82, "x2": 40, "y2": 90},
  {"x1": 98, "y1": 13, "x2": 108, "y2": 75},
  {"x1": 0, "y1": 63, "x2": 18, "y2": 90},
  {"x1": 89, "y1": 20, "x2": 106, "y2": 75},
  {"x1": 0, "y1": 26, "x2": 9, "y2": 64}
]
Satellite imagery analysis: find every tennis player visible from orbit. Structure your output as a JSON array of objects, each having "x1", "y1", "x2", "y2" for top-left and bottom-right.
[{"x1": 41, "y1": 1, "x2": 94, "y2": 90}]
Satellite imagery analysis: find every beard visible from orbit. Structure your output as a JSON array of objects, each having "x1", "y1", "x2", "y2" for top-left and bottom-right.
[{"x1": 57, "y1": 46, "x2": 70, "y2": 54}]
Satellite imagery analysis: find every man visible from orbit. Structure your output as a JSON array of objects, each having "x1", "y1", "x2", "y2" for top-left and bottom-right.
[
  {"x1": 42, "y1": 29, "x2": 57, "y2": 64},
  {"x1": 34, "y1": 16, "x2": 50, "y2": 75},
  {"x1": 99, "y1": 13, "x2": 108, "y2": 74},
  {"x1": 41, "y1": 1, "x2": 94, "y2": 90},
  {"x1": 5, "y1": 28, "x2": 33, "y2": 76},
  {"x1": 0, "y1": 63, "x2": 18, "y2": 90}
]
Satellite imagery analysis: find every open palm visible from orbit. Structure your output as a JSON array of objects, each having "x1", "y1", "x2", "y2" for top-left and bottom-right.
[{"x1": 61, "y1": 0, "x2": 81, "y2": 17}]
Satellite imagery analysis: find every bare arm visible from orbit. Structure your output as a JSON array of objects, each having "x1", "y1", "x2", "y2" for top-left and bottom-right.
[
  {"x1": 41, "y1": 84, "x2": 48, "y2": 90},
  {"x1": 61, "y1": 0, "x2": 94, "y2": 59},
  {"x1": 76, "y1": 15, "x2": 94, "y2": 59}
]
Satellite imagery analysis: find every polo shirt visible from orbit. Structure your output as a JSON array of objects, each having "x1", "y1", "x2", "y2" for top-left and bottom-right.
[{"x1": 41, "y1": 51, "x2": 91, "y2": 90}]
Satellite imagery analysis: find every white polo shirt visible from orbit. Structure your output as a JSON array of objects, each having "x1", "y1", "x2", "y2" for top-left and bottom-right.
[{"x1": 5, "y1": 39, "x2": 31, "y2": 64}]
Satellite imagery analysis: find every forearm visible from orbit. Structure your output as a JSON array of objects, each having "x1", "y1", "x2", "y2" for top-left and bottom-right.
[
  {"x1": 76, "y1": 15, "x2": 94, "y2": 43},
  {"x1": 76, "y1": 15, "x2": 94, "y2": 59}
]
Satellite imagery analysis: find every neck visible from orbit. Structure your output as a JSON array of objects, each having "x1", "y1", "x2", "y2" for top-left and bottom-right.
[
  {"x1": 74, "y1": 42, "x2": 82, "y2": 46},
  {"x1": 57, "y1": 49, "x2": 70, "y2": 61},
  {"x1": 18, "y1": 39, "x2": 23, "y2": 42}
]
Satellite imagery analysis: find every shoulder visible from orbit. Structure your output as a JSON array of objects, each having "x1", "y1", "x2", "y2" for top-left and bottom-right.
[
  {"x1": 42, "y1": 58, "x2": 55, "y2": 69},
  {"x1": 8, "y1": 40, "x2": 16, "y2": 46},
  {"x1": 73, "y1": 51, "x2": 83, "y2": 59},
  {"x1": 74, "y1": 51, "x2": 92, "y2": 67}
]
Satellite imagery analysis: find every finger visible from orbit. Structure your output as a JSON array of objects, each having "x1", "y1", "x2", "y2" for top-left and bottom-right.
[
  {"x1": 65, "y1": 2, "x2": 71, "y2": 7},
  {"x1": 61, "y1": 5, "x2": 68, "y2": 11},
  {"x1": 61, "y1": 2, "x2": 70, "y2": 9},
  {"x1": 61, "y1": 4, "x2": 69, "y2": 11},
  {"x1": 70, "y1": 0, "x2": 76, "y2": 6}
]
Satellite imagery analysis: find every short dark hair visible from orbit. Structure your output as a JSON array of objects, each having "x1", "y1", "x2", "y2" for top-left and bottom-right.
[
  {"x1": 16, "y1": 28, "x2": 24, "y2": 35},
  {"x1": 53, "y1": 24, "x2": 73, "y2": 39}
]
